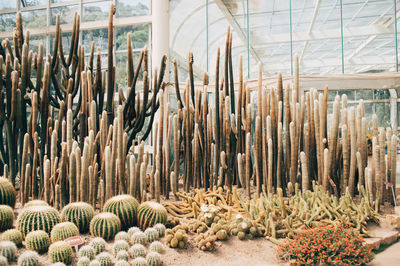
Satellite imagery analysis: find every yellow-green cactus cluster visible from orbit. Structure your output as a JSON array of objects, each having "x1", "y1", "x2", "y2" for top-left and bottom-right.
[
  {"x1": 210, "y1": 219, "x2": 230, "y2": 241},
  {"x1": 188, "y1": 220, "x2": 208, "y2": 234},
  {"x1": 230, "y1": 216, "x2": 265, "y2": 240},
  {"x1": 194, "y1": 232, "x2": 217, "y2": 251},
  {"x1": 165, "y1": 225, "x2": 188, "y2": 249}
]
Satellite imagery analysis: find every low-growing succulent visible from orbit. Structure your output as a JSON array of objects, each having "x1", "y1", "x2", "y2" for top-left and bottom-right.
[
  {"x1": 137, "y1": 202, "x2": 167, "y2": 230},
  {"x1": 89, "y1": 260, "x2": 101, "y2": 266},
  {"x1": 50, "y1": 222, "x2": 80, "y2": 242},
  {"x1": 115, "y1": 231, "x2": 129, "y2": 242},
  {"x1": 61, "y1": 202, "x2": 94, "y2": 233},
  {"x1": 149, "y1": 241, "x2": 164, "y2": 253},
  {"x1": 0, "y1": 177, "x2": 16, "y2": 208},
  {"x1": 112, "y1": 240, "x2": 129, "y2": 255},
  {"x1": 103, "y1": 194, "x2": 139, "y2": 230},
  {"x1": 130, "y1": 231, "x2": 146, "y2": 245},
  {"x1": 127, "y1": 227, "x2": 141, "y2": 238},
  {"x1": 48, "y1": 241, "x2": 73, "y2": 264},
  {"x1": 0, "y1": 241, "x2": 17, "y2": 262},
  {"x1": 116, "y1": 250, "x2": 129, "y2": 261},
  {"x1": 1, "y1": 229, "x2": 23, "y2": 246},
  {"x1": 146, "y1": 251, "x2": 161, "y2": 266},
  {"x1": 195, "y1": 233, "x2": 217, "y2": 251},
  {"x1": 145, "y1": 228, "x2": 159, "y2": 243},
  {"x1": 129, "y1": 244, "x2": 146, "y2": 258},
  {"x1": 90, "y1": 212, "x2": 121, "y2": 240},
  {"x1": 25, "y1": 230, "x2": 50, "y2": 252},
  {"x1": 0, "y1": 255, "x2": 7, "y2": 266},
  {"x1": 165, "y1": 225, "x2": 188, "y2": 249},
  {"x1": 153, "y1": 223, "x2": 166, "y2": 238},
  {"x1": 17, "y1": 250, "x2": 40, "y2": 266},
  {"x1": 0, "y1": 205, "x2": 13, "y2": 232},
  {"x1": 77, "y1": 257, "x2": 91, "y2": 266},
  {"x1": 96, "y1": 252, "x2": 113, "y2": 266},
  {"x1": 24, "y1": 200, "x2": 49, "y2": 208},
  {"x1": 115, "y1": 260, "x2": 130, "y2": 266},
  {"x1": 78, "y1": 245, "x2": 95, "y2": 260},
  {"x1": 89, "y1": 238, "x2": 106, "y2": 254},
  {"x1": 132, "y1": 257, "x2": 147, "y2": 266},
  {"x1": 16, "y1": 205, "x2": 61, "y2": 237}
]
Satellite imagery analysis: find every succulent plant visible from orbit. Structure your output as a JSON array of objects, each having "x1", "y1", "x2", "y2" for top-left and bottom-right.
[
  {"x1": 17, "y1": 250, "x2": 40, "y2": 266},
  {"x1": 116, "y1": 250, "x2": 129, "y2": 261},
  {"x1": 89, "y1": 238, "x2": 106, "y2": 254},
  {"x1": 25, "y1": 230, "x2": 50, "y2": 252},
  {"x1": 0, "y1": 255, "x2": 7, "y2": 266},
  {"x1": 16, "y1": 205, "x2": 61, "y2": 237},
  {"x1": 129, "y1": 244, "x2": 146, "y2": 258},
  {"x1": 127, "y1": 227, "x2": 141, "y2": 238},
  {"x1": 153, "y1": 223, "x2": 166, "y2": 238},
  {"x1": 51, "y1": 263, "x2": 67, "y2": 266},
  {"x1": 48, "y1": 241, "x2": 73, "y2": 264},
  {"x1": 0, "y1": 177, "x2": 16, "y2": 208},
  {"x1": 145, "y1": 228, "x2": 159, "y2": 243},
  {"x1": 130, "y1": 231, "x2": 146, "y2": 245},
  {"x1": 1, "y1": 229, "x2": 23, "y2": 246},
  {"x1": 96, "y1": 252, "x2": 113, "y2": 266},
  {"x1": 24, "y1": 200, "x2": 49, "y2": 208},
  {"x1": 0, "y1": 241, "x2": 16, "y2": 262},
  {"x1": 103, "y1": 194, "x2": 139, "y2": 229},
  {"x1": 78, "y1": 245, "x2": 95, "y2": 260},
  {"x1": 77, "y1": 257, "x2": 91, "y2": 266},
  {"x1": 0, "y1": 205, "x2": 13, "y2": 232},
  {"x1": 114, "y1": 231, "x2": 129, "y2": 242},
  {"x1": 115, "y1": 260, "x2": 130, "y2": 266},
  {"x1": 137, "y1": 202, "x2": 167, "y2": 230},
  {"x1": 149, "y1": 241, "x2": 164, "y2": 253},
  {"x1": 89, "y1": 260, "x2": 101, "y2": 266},
  {"x1": 132, "y1": 257, "x2": 147, "y2": 266},
  {"x1": 61, "y1": 202, "x2": 95, "y2": 233},
  {"x1": 50, "y1": 222, "x2": 80, "y2": 242},
  {"x1": 195, "y1": 233, "x2": 217, "y2": 251},
  {"x1": 90, "y1": 212, "x2": 121, "y2": 240},
  {"x1": 165, "y1": 226, "x2": 188, "y2": 249},
  {"x1": 112, "y1": 240, "x2": 129, "y2": 255},
  {"x1": 146, "y1": 251, "x2": 161, "y2": 266}
]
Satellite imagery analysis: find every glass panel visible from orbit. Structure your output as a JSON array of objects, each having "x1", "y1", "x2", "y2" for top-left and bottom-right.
[
  {"x1": 29, "y1": 35, "x2": 47, "y2": 54},
  {"x1": 82, "y1": 28, "x2": 108, "y2": 52},
  {"x1": 356, "y1": 90, "x2": 373, "y2": 101},
  {"x1": 0, "y1": 13, "x2": 16, "y2": 31},
  {"x1": 82, "y1": 1, "x2": 111, "y2": 22},
  {"x1": 338, "y1": 90, "x2": 355, "y2": 102},
  {"x1": 115, "y1": 52, "x2": 143, "y2": 90},
  {"x1": 22, "y1": 9, "x2": 47, "y2": 29},
  {"x1": 52, "y1": 0, "x2": 74, "y2": 3},
  {"x1": 116, "y1": 24, "x2": 149, "y2": 51},
  {"x1": 22, "y1": 0, "x2": 47, "y2": 7},
  {"x1": 0, "y1": 1, "x2": 16, "y2": 10},
  {"x1": 116, "y1": 0, "x2": 150, "y2": 18},
  {"x1": 374, "y1": 89, "x2": 390, "y2": 100},
  {"x1": 373, "y1": 103, "x2": 390, "y2": 128},
  {"x1": 327, "y1": 91, "x2": 337, "y2": 102},
  {"x1": 364, "y1": 103, "x2": 373, "y2": 123},
  {"x1": 51, "y1": 5, "x2": 79, "y2": 25},
  {"x1": 50, "y1": 31, "x2": 73, "y2": 55}
]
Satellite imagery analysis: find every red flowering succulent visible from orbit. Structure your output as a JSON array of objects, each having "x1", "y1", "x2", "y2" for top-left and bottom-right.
[{"x1": 277, "y1": 225, "x2": 373, "y2": 265}]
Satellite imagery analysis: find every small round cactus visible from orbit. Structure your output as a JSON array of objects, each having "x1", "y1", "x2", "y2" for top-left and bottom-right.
[
  {"x1": 103, "y1": 194, "x2": 139, "y2": 230},
  {"x1": 89, "y1": 260, "x2": 101, "y2": 266},
  {"x1": 24, "y1": 200, "x2": 49, "y2": 208},
  {"x1": 114, "y1": 231, "x2": 129, "y2": 242},
  {"x1": 25, "y1": 230, "x2": 50, "y2": 252},
  {"x1": 149, "y1": 241, "x2": 164, "y2": 253},
  {"x1": 0, "y1": 241, "x2": 17, "y2": 262},
  {"x1": 16, "y1": 205, "x2": 61, "y2": 237},
  {"x1": 153, "y1": 223, "x2": 166, "y2": 238},
  {"x1": 129, "y1": 244, "x2": 146, "y2": 258},
  {"x1": 48, "y1": 241, "x2": 73, "y2": 264},
  {"x1": 146, "y1": 251, "x2": 161, "y2": 266},
  {"x1": 1, "y1": 229, "x2": 23, "y2": 246},
  {"x1": 145, "y1": 228, "x2": 159, "y2": 243},
  {"x1": 77, "y1": 257, "x2": 91, "y2": 266},
  {"x1": 78, "y1": 245, "x2": 95, "y2": 260},
  {"x1": 51, "y1": 263, "x2": 67, "y2": 266},
  {"x1": 17, "y1": 250, "x2": 40, "y2": 266},
  {"x1": 90, "y1": 212, "x2": 121, "y2": 240},
  {"x1": 112, "y1": 240, "x2": 129, "y2": 255},
  {"x1": 89, "y1": 238, "x2": 106, "y2": 255},
  {"x1": 0, "y1": 205, "x2": 13, "y2": 232},
  {"x1": 130, "y1": 231, "x2": 146, "y2": 245},
  {"x1": 115, "y1": 260, "x2": 130, "y2": 266},
  {"x1": 50, "y1": 222, "x2": 79, "y2": 242},
  {"x1": 0, "y1": 255, "x2": 7, "y2": 266},
  {"x1": 137, "y1": 201, "x2": 167, "y2": 230},
  {"x1": 132, "y1": 257, "x2": 147, "y2": 266},
  {"x1": 127, "y1": 227, "x2": 141, "y2": 238},
  {"x1": 116, "y1": 250, "x2": 129, "y2": 261},
  {"x1": 96, "y1": 252, "x2": 113, "y2": 266},
  {"x1": 0, "y1": 177, "x2": 16, "y2": 208},
  {"x1": 61, "y1": 202, "x2": 94, "y2": 233}
]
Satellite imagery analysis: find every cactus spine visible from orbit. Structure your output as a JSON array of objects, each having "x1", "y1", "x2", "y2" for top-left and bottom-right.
[{"x1": 90, "y1": 212, "x2": 121, "y2": 240}]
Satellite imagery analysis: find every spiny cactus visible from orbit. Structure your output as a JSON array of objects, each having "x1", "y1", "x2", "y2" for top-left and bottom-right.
[
  {"x1": 0, "y1": 177, "x2": 16, "y2": 208},
  {"x1": 103, "y1": 194, "x2": 139, "y2": 230},
  {"x1": 51, "y1": 263, "x2": 67, "y2": 266},
  {"x1": 129, "y1": 244, "x2": 146, "y2": 258},
  {"x1": 145, "y1": 228, "x2": 159, "y2": 243},
  {"x1": 153, "y1": 223, "x2": 166, "y2": 238},
  {"x1": 50, "y1": 222, "x2": 79, "y2": 242},
  {"x1": 116, "y1": 250, "x2": 129, "y2": 261},
  {"x1": 0, "y1": 255, "x2": 7, "y2": 266},
  {"x1": 0, "y1": 241, "x2": 17, "y2": 262},
  {"x1": 137, "y1": 202, "x2": 167, "y2": 230},
  {"x1": 89, "y1": 260, "x2": 101, "y2": 266},
  {"x1": 131, "y1": 231, "x2": 146, "y2": 245},
  {"x1": 165, "y1": 226, "x2": 188, "y2": 249},
  {"x1": 17, "y1": 205, "x2": 61, "y2": 237},
  {"x1": 24, "y1": 200, "x2": 49, "y2": 208},
  {"x1": 61, "y1": 202, "x2": 95, "y2": 233},
  {"x1": 112, "y1": 240, "x2": 129, "y2": 255},
  {"x1": 132, "y1": 257, "x2": 147, "y2": 266},
  {"x1": 149, "y1": 241, "x2": 164, "y2": 253},
  {"x1": 90, "y1": 212, "x2": 121, "y2": 240},
  {"x1": 48, "y1": 241, "x2": 73, "y2": 264},
  {"x1": 0, "y1": 205, "x2": 14, "y2": 232},
  {"x1": 25, "y1": 230, "x2": 50, "y2": 252},
  {"x1": 1, "y1": 229, "x2": 23, "y2": 246},
  {"x1": 78, "y1": 245, "x2": 95, "y2": 260},
  {"x1": 89, "y1": 238, "x2": 106, "y2": 254},
  {"x1": 127, "y1": 227, "x2": 141, "y2": 238},
  {"x1": 77, "y1": 257, "x2": 91, "y2": 266},
  {"x1": 17, "y1": 250, "x2": 40, "y2": 266},
  {"x1": 146, "y1": 251, "x2": 161, "y2": 266},
  {"x1": 115, "y1": 260, "x2": 130, "y2": 266},
  {"x1": 96, "y1": 252, "x2": 112, "y2": 266},
  {"x1": 114, "y1": 231, "x2": 129, "y2": 242}
]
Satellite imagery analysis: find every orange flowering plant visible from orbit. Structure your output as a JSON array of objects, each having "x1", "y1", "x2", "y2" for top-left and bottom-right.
[{"x1": 277, "y1": 224, "x2": 373, "y2": 265}]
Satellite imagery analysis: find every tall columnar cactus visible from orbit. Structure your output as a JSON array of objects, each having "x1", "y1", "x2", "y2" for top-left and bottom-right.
[
  {"x1": 0, "y1": 241, "x2": 17, "y2": 262},
  {"x1": 0, "y1": 177, "x2": 16, "y2": 208},
  {"x1": 0, "y1": 205, "x2": 14, "y2": 231},
  {"x1": 17, "y1": 250, "x2": 40, "y2": 266},
  {"x1": 1, "y1": 229, "x2": 23, "y2": 246},
  {"x1": 60, "y1": 202, "x2": 94, "y2": 233},
  {"x1": 103, "y1": 194, "x2": 139, "y2": 230},
  {"x1": 16, "y1": 205, "x2": 61, "y2": 237},
  {"x1": 48, "y1": 241, "x2": 73, "y2": 264},
  {"x1": 25, "y1": 230, "x2": 51, "y2": 252},
  {"x1": 137, "y1": 201, "x2": 168, "y2": 230},
  {"x1": 90, "y1": 212, "x2": 121, "y2": 240},
  {"x1": 50, "y1": 222, "x2": 80, "y2": 242}
]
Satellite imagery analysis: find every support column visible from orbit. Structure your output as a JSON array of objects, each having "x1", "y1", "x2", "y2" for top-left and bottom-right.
[{"x1": 389, "y1": 89, "x2": 398, "y2": 133}]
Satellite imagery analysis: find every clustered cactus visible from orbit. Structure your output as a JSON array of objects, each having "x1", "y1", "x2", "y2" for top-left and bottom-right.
[
  {"x1": 0, "y1": 177, "x2": 16, "y2": 208},
  {"x1": 90, "y1": 212, "x2": 121, "y2": 240},
  {"x1": 25, "y1": 230, "x2": 50, "y2": 252},
  {"x1": 48, "y1": 241, "x2": 73, "y2": 264},
  {"x1": 165, "y1": 225, "x2": 188, "y2": 249},
  {"x1": 50, "y1": 222, "x2": 80, "y2": 242},
  {"x1": 1, "y1": 229, "x2": 23, "y2": 246},
  {"x1": 137, "y1": 202, "x2": 167, "y2": 230},
  {"x1": 103, "y1": 195, "x2": 139, "y2": 230},
  {"x1": 17, "y1": 250, "x2": 40, "y2": 266},
  {"x1": 61, "y1": 202, "x2": 94, "y2": 233},
  {"x1": 16, "y1": 205, "x2": 61, "y2": 237},
  {"x1": 0, "y1": 205, "x2": 14, "y2": 232}
]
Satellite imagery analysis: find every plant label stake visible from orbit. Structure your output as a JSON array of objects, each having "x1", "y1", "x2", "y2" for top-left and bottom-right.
[{"x1": 65, "y1": 236, "x2": 84, "y2": 252}]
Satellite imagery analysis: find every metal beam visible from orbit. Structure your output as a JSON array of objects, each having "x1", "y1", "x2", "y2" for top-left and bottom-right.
[{"x1": 300, "y1": 0, "x2": 322, "y2": 65}]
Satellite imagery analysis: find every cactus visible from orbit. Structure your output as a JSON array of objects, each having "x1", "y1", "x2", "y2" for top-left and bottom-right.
[
  {"x1": 149, "y1": 241, "x2": 164, "y2": 253},
  {"x1": 0, "y1": 241, "x2": 16, "y2": 262},
  {"x1": 137, "y1": 201, "x2": 167, "y2": 230},
  {"x1": 112, "y1": 240, "x2": 129, "y2": 255},
  {"x1": 144, "y1": 228, "x2": 159, "y2": 243},
  {"x1": 146, "y1": 251, "x2": 161, "y2": 266},
  {"x1": 127, "y1": 227, "x2": 141, "y2": 238},
  {"x1": 48, "y1": 241, "x2": 73, "y2": 264},
  {"x1": 50, "y1": 222, "x2": 79, "y2": 242},
  {"x1": 115, "y1": 260, "x2": 129, "y2": 266},
  {"x1": 131, "y1": 231, "x2": 146, "y2": 245},
  {"x1": 52, "y1": 263, "x2": 67, "y2": 266},
  {"x1": 0, "y1": 255, "x2": 7, "y2": 266},
  {"x1": 129, "y1": 244, "x2": 146, "y2": 258},
  {"x1": 60, "y1": 202, "x2": 94, "y2": 233},
  {"x1": 103, "y1": 194, "x2": 139, "y2": 230},
  {"x1": 78, "y1": 245, "x2": 95, "y2": 260},
  {"x1": 132, "y1": 257, "x2": 147, "y2": 266},
  {"x1": 114, "y1": 231, "x2": 129, "y2": 242},
  {"x1": 153, "y1": 223, "x2": 166, "y2": 238},
  {"x1": 0, "y1": 178, "x2": 16, "y2": 208},
  {"x1": 17, "y1": 250, "x2": 39, "y2": 266},
  {"x1": 165, "y1": 226, "x2": 188, "y2": 249},
  {"x1": 89, "y1": 238, "x2": 106, "y2": 254},
  {"x1": 0, "y1": 205, "x2": 14, "y2": 232},
  {"x1": 1, "y1": 229, "x2": 22, "y2": 246},
  {"x1": 95, "y1": 252, "x2": 112, "y2": 266},
  {"x1": 25, "y1": 230, "x2": 50, "y2": 252},
  {"x1": 90, "y1": 212, "x2": 121, "y2": 240},
  {"x1": 89, "y1": 260, "x2": 101, "y2": 266},
  {"x1": 16, "y1": 205, "x2": 61, "y2": 237},
  {"x1": 77, "y1": 257, "x2": 91, "y2": 266},
  {"x1": 116, "y1": 250, "x2": 129, "y2": 261},
  {"x1": 24, "y1": 200, "x2": 49, "y2": 208}
]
